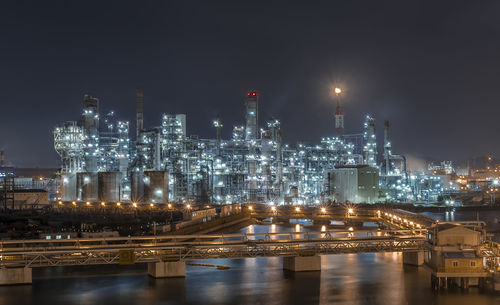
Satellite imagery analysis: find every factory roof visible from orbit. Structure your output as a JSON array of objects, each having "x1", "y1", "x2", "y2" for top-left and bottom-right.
[{"x1": 442, "y1": 251, "x2": 478, "y2": 259}]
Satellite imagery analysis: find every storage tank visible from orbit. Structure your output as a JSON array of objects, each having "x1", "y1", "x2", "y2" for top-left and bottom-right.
[
  {"x1": 144, "y1": 170, "x2": 168, "y2": 203},
  {"x1": 98, "y1": 172, "x2": 122, "y2": 202},
  {"x1": 76, "y1": 172, "x2": 98, "y2": 201},
  {"x1": 61, "y1": 173, "x2": 77, "y2": 201},
  {"x1": 130, "y1": 171, "x2": 144, "y2": 202}
]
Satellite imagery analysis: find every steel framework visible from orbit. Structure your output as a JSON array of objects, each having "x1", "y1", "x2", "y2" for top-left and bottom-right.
[{"x1": 0, "y1": 229, "x2": 428, "y2": 268}]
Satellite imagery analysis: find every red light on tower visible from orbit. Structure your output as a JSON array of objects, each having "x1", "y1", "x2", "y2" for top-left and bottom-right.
[{"x1": 247, "y1": 92, "x2": 258, "y2": 97}]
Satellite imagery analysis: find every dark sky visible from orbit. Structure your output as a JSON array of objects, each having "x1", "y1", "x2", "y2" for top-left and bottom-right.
[{"x1": 1, "y1": 0, "x2": 500, "y2": 167}]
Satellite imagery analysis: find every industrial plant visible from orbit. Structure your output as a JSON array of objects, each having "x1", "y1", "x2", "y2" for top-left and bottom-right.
[{"x1": 52, "y1": 88, "x2": 428, "y2": 206}]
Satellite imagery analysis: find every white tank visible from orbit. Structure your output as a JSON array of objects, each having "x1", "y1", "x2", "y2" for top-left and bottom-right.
[
  {"x1": 144, "y1": 170, "x2": 168, "y2": 203},
  {"x1": 61, "y1": 173, "x2": 77, "y2": 201},
  {"x1": 98, "y1": 172, "x2": 122, "y2": 202},
  {"x1": 76, "y1": 172, "x2": 98, "y2": 201},
  {"x1": 130, "y1": 171, "x2": 144, "y2": 203}
]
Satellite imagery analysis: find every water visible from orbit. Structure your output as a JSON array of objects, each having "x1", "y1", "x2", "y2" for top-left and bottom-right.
[{"x1": 2, "y1": 213, "x2": 500, "y2": 305}]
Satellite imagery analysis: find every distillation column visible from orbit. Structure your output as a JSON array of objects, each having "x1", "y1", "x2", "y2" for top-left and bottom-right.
[
  {"x1": 363, "y1": 115, "x2": 377, "y2": 167},
  {"x1": 245, "y1": 92, "x2": 259, "y2": 200},
  {"x1": 383, "y1": 120, "x2": 392, "y2": 176}
]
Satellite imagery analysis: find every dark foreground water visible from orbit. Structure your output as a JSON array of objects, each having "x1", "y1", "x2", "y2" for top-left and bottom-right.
[{"x1": 2, "y1": 212, "x2": 500, "y2": 305}]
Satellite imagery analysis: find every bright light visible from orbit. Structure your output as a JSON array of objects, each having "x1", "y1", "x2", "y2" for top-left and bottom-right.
[
  {"x1": 295, "y1": 207, "x2": 300, "y2": 212},
  {"x1": 334, "y1": 87, "x2": 342, "y2": 94},
  {"x1": 101, "y1": 202, "x2": 106, "y2": 206},
  {"x1": 347, "y1": 208, "x2": 353, "y2": 214},
  {"x1": 167, "y1": 203, "x2": 172, "y2": 209},
  {"x1": 116, "y1": 202, "x2": 121, "y2": 206},
  {"x1": 86, "y1": 201, "x2": 90, "y2": 205},
  {"x1": 248, "y1": 205, "x2": 253, "y2": 211},
  {"x1": 150, "y1": 203, "x2": 154, "y2": 207},
  {"x1": 321, "y1": 207, "x2": 326, "y2": 213},
  {"x1": 72, "y1": 201, "x2": 76, "y2": 206},
  {"x1": 271, "y1": 206, "x2": 276, "y2": 212},
  {"x1": 348, "y1": 227, "x2": 354, "y2": 231},
  {"x1": 133, "y1": 202, "x2": 137, "y2": 208},
  {"x1": 186, "y1": 204, "x2": 191, "y2": 209},
  {"x1": 295, "y1": 224, "x2": 301, "y2": 232}
]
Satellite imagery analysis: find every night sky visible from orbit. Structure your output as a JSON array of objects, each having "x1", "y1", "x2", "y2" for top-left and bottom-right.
[{"x1": 1, "y1": 1, "x2": 500, "y2": 168}]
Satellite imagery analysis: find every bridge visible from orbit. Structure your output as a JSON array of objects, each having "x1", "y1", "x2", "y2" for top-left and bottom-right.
[
  {"x1": 245, "y1": 204, "x2": 436, "y2": 229},
  {"x1": 0, "y1": 228, "x2": 428, "y2": 284}
]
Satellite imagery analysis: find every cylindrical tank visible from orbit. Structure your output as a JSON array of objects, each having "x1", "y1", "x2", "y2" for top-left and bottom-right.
[
  {"x1": 98, "y1": 172, "x2": 122, "y2": 202},
  {"x1": 61, "y1": 173, "x2": 77, "y2": 201},
  {"x1": 76, "y1": 172, "x2": 98, "y2": 201},
  {"x1": 144, "y1": 170, "x2": 168, "y2": 203},
  {"x1": 130, "y1": 171, "x2": 144, "y2": 202}
]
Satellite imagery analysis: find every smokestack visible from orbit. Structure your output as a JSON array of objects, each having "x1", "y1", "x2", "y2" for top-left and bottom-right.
[
  {"x1": 136, "y1": 87, "x2": 143, "y2": 141},
  {"x1": 384, "y1": 120, "x2": 390, "y2": 150},
  {"x1": 245, "y1": 91, "x2": 259, "y2": 141},
  {"x1": 0, "y1": 150, "x2": 4, "y2": 168},
  {"x1": 334, "y1": 87, "x2": 344, "y2": 137}
]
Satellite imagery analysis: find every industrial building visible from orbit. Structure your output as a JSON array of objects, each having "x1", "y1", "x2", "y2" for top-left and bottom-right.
[{"x1": 53, "y1": 88, "x2": 415, "y2": 205}]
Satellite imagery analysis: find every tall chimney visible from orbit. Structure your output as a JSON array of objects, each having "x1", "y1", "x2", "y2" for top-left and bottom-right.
[{"x1": 136, "y1": 87, "x2": 144, "y2": 142}]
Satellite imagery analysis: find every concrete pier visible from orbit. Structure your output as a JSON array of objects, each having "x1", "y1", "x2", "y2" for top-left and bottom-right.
[
  {"x1": 148, "y1": 261, "x2": 186, "y2": 278},
  {"x1": 403, "y1": 251, "x2": 425, "y2": 266},
  {"x1": 283, "y1": 255, "x2": 321, "y2": 272},
  {"x1": 0, "y1": 267, "x2": 32, "y2": 285}
]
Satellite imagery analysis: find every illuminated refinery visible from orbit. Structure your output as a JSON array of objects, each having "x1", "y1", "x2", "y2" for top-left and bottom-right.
[{"x1": 51, "y1": 87, "x2": 469, "y2": 206}]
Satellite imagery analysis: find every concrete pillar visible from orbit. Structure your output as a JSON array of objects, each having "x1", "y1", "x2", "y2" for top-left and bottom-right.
[
  {"x1": 283, "y1": 256, "x2": 321, "y2": 272},
  {"x1": 0, "y1": 267, "x2": 32, "y2": 285},
  {"x1": 402, "y1": 251, "x2": 425, "y2": 266},
  {"x1": 148, "y1": 261, "x2": 185, "y2": 278}
]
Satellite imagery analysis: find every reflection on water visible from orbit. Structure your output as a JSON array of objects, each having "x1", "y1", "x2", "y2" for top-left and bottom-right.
[
  {"x1": 1, "y1": 214, "x2": 500, "y2": 305},
  {"x1": 294, "y1": 223, "x2": 301, "y2": 232}
]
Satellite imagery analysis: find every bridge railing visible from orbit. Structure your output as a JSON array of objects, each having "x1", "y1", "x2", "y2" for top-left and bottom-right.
[{"x1": 0, "y1": 229, "x2": 427, "y2": 254}]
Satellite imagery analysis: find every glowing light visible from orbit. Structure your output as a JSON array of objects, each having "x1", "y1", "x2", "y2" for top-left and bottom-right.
[
  {"x1": 271, "y1": 206, "x2": 276, "y2": 212},
  {"x1": 334, "y1": 87, "x2": 342, "y2": 94},
  {"x1": 295, "y1": 224, "x2": 301, "y2": 232},
  {"x1": 101, "y1": 202, "x2": 105, "y2": 206},
  {"x1": 348, "y1": 227, "x2": 354, "y2": 231},
  {"x1": 167, "y1": 203, "x2": 172, "y2": 209},
  {"x1": 133, "y1": 202, "x2": 137, "y2": 208},
  {"x1": 295, "y1": 207, "x2": 300, "y2": 212},
  {"x1": 150, "y1": 203, "x2": 154, "y2": 207},
  {"x1": 321, "y1": 207, "x2": 326, "y2": 213},
  {"x1": 116, "y1": 202, "x2": 121, "y2": 206},
  {"x1": 347, "y1": 208, "x2": 353, "y2": 214},
  {"x1": 248, "y1": 205, "x2": 253, "y2": 211},
  {"x1": 86, "y1": 201, "x2": 90, "y2": 206},
  {"x1": 186, "y1": 204, "x2": 191, "y2": 209}
]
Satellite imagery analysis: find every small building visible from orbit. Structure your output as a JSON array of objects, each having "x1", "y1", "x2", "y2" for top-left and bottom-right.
[
  {"x1": 183, "y1": 207, "x2": 216, "y2": 223},
  {"x1": 12, "y1": 189, "x2": 50, "y2": 209},
  {"x1": 326, "y1": 165, "x2": 380, "y2": 203},
  {"x1": 426, "y1": 222, "x2": 489, "y2": 289},
  {"x1": 219, "y1": 203, "x2": 242, "y2": 217},
  {"x1": 40, "y1": 232, "x2": 78, "y2": 240}
]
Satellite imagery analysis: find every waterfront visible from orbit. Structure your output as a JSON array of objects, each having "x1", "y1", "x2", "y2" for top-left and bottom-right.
[{"x1": 1, "y1": 211, "x2": 500, "y2": 305}]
